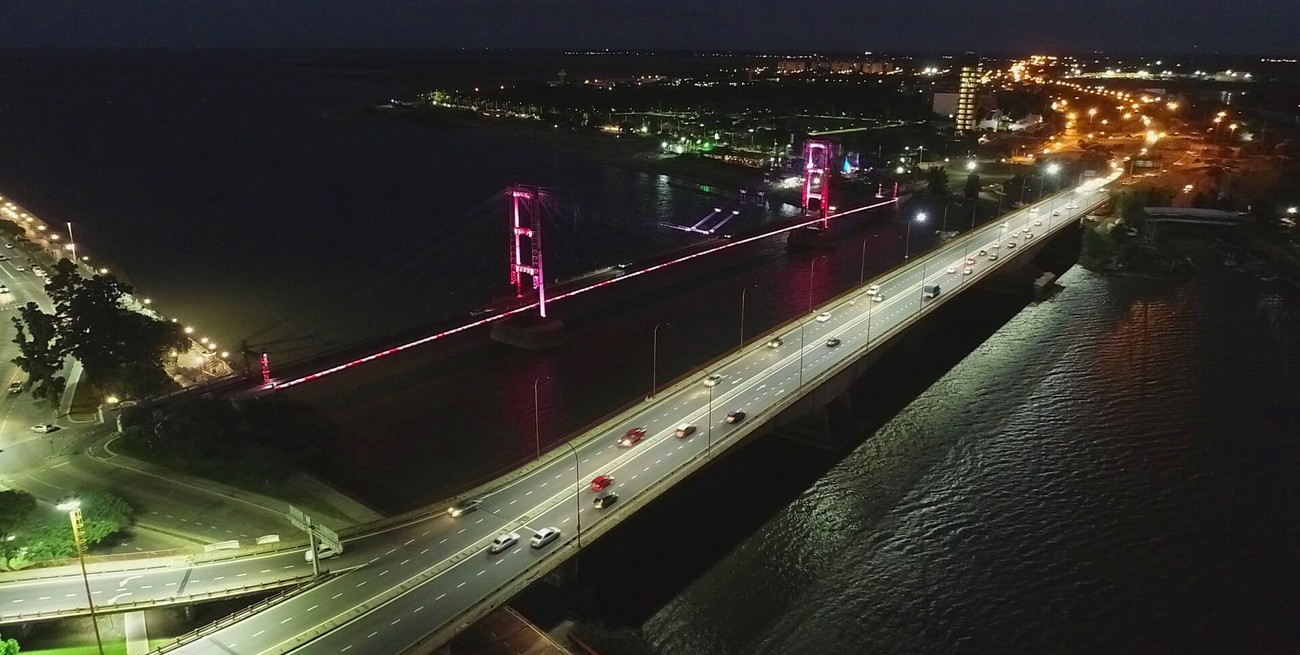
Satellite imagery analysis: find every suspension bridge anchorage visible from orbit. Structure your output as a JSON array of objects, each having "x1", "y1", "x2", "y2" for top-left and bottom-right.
[
  {"x1": 788, "y1": 138, "x2": 841, "y2": 250},
  {"x1": 490, "y1": 184, "x2": 569, "y2": 350}
]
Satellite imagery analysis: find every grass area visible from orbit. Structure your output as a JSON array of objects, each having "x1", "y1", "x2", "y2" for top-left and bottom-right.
[{"x1": 22, "y1": 645, "x2": 128, "y2": 655}]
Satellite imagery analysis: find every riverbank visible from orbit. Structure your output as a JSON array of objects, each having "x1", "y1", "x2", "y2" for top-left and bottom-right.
[
  {"x1": 376, "y1": 105, "x2": 763, "y2": 196},
  {"x1": 1080, "y1": 223, "x2": 1194, "y2": 279}
]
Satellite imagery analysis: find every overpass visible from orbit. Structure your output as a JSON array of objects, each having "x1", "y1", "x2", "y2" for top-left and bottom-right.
[{"x1": 121, "y1": 174, "x2": 1117, "y2": 654}]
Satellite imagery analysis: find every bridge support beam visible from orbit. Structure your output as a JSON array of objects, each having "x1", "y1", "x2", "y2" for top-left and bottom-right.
[
  {"x1": 786, "y1": 227, "x2": 839, "y2": 250},
  {"x1": 490, "y1": 314, "x2": 567, "y2": 350},
  {"x1": 773, "y1": 394, "x2": 858, "y2": 451}
]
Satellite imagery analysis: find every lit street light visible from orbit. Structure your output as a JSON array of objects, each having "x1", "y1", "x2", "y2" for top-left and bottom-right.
[
  {"x1": 57, "y1": 500, "x2": 105, "y2": 655},
  {"x1": 1088, "y1": 107, "x2": 1098, "y2": 128},
  {"x1": 906, "y1": 212, "x2": 926, "y2": 260}
]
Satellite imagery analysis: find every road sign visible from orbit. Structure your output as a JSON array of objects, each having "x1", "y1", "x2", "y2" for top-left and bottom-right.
[
  {"x1": 316, "y1": 524, "x2": 342, "y2": 553},
  {"x1": 288, "y1": 505, "x2": 310, "y2": 532}
]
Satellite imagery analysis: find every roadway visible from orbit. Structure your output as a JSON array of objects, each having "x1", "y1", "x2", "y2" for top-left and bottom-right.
[{"x1": 138, "y1": 175, "x2": 1118, "y2": 654}]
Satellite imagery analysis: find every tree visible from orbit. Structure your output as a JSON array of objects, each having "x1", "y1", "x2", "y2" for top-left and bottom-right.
[
  {"x1": 925, "y1": 166, "x2": 949, "y2": 196},
  {"x1": 0, "y1": 631, "x2": 18, "y2": 655},
  {"x1": 0, "y1": 219, "x2": 26, "y2": 242},
  {"x1": 29, "y1": 263, "x2": 190, "y2": 397},
  {"x1": 1118, "y1": 192, "x2": 1147, "y2": 232},
  {"x1": 964, "y1": 172, "x2": 981, "y2": 200},
  {"x1": 0, "y1": 491, "x2": 37, "y2": 570},
  {"x1": 11, "y1": 303, "x2": 65, "y2": 401}
]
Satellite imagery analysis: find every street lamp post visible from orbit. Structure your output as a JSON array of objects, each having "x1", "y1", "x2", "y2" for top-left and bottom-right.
[
  {"x1": 533, "y1": 375, "x2": 550, "y2": 460},
  {"x1": 859, "y1": 238, "x2": 870, "y2": 285},
  {"x1": 941, "y1": 203, "x2": 951, "y2": 233},
  {"x1": 807, "y1": 258, "x2": 821, "y2": 315},
  {"x1": 706, "y1": 383, "x2": 714, "y2": 458},
  {"x1": 58, "y1": 500, "x2": 104, "y2": 655},
  {"x1": 649, "y1": 322, "x2": 671, "y2": 400},
  {"x1": 739, "y1": 285, "x2": 757, "y2": 346},
  {"x1": 798, "y1": 321, "x2": 805, "y2": 387},
  {"x1": 907, "y1": 212, "x2": 926, "y2": 259},
  {"x1": 562, "y1": 442, "x2": 582, "y2": 548}
]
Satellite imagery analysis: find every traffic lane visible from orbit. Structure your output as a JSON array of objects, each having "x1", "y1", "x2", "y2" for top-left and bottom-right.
[{"x1": 296, "y1": 425, "x2": 723, "y2": 654}]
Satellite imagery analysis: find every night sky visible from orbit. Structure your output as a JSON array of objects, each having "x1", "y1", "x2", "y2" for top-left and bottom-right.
[{"x1": 3, "y1": 0, "x2": 1298, "y2": 54}]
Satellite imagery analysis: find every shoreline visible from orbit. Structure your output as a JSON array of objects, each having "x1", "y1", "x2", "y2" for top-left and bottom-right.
[{"x1": 374, "y1": 105, "x2": 767, "y2": 199}]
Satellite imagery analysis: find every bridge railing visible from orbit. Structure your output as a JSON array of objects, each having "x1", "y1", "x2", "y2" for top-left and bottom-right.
[
  {"x1": 144, "y1": 574, "x2": 329, "y2": 654},
  {"x1": 1, "y1": 574, "x2": 317, "y2": 624}
]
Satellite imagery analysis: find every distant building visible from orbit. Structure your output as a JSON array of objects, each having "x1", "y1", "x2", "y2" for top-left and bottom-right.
[
  {"x1": 976, "y1": 110, "x2": 1044, "y2": 132},
  {"x1": 933, "y1": 92, "x2": 960, "y2": 117},
  {"x1": 956, "y1": 52, "x2": 982, "y2": 133},
  {"x1": 777, "y1": 60, "x2": 808, "y2": 74}
]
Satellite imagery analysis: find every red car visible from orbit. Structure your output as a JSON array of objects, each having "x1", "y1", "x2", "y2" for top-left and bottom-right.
[
  {"x1": 618, "y1": 427, "x2": 646, "y2": 447},
  {"x1": 590, "y1": 475, "x2": 614, "y2": 492}
]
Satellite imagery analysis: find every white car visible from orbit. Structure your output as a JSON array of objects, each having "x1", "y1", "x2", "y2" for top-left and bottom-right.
[
  {"x1": 815, "y1": 312, "x2": 831, "y2": 323},
  {"x1": 30, "y1": 423, "x2": 59, "y2": 434},
  {"x1": 1051, "y1": 210, "x2": 1061, "y2": 217},
  {"x1": 866, "y1": 284, "x2": 881, "y2": 295},
  {"x1": 1033, "y1": 219, "x2": 1043, "y2": 226},
  {"x1": 530, "y1": 527, "x2": 561, "y2": 549},
  {"x1": 965, "y1": 257, "x2": 975, "y2": 265},
  {"x1": 0, "y1": 285, "x2": 8, "y2": 294},
  {"x1": 489, "y1": 532, "x2": 520, "y2": 554},
  {"x1": 1005, "y1": 241, "x2": 1017, "y2": 249},
  {"x1": 872, "y1": 293, "x2": 885, "y2": 302},
  {"x1": 978, "y1": 249, "x2": 987, "y2": 256},
  {"x1": 963, "y1": 268, "x2": 973, "y2": 275},
  {"x1": 947, "y1": 266, "x2": 957, "y2": 274},
  {"x1": 1024, "y1": 232, "x2": 1034, "y2": 240},
  {"x1": 305, "y1": 544, "x2": 340, "y2": 562},
  {"x1": 703, "y1": 374, "x2": 723, "y2": 387}
]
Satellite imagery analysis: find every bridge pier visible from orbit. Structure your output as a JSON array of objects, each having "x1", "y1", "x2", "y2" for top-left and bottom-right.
[
  {"x1": 786, "y1": 227, "x2": 838, "y2": 250},
  {"x1": 773, "y1": 393, "x2": 858, "y2": 451},
  {"x1": 489, "y1": 315, "x2": 567, "y2": 350}
]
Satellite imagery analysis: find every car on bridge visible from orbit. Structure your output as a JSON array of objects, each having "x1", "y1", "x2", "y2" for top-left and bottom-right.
[
  {"x1": 947, "y1": 266, "x2": 957, "y2": 274},
  {"x1": 726, "y1": 410, "x2": 746, "y2": 424},
  {"x1": 619, "y1": 427, "x2": 646, "y2": 447},
  {"x1": 767, "y1": 337, "x2": 783, "y2": 349},
  {"x1": 590, "y1": 475, "x2": 614, "y2": 492},
  {"x1": 703, "y1": 374, "x2": 723, "y2": 387},
  {"x1": 305, "y1": 543, "x2": 341, "y2": 562},
  {"x1": 489, "y1": 532, "x2": 520, "y2": 554},
  {"x1": 675, "y1": 424, "x2": 697, "y2": 438},
  {"x1": 1024, "y1": 233, "x2": 1034, "y2": 240},
  {"x1": 826, "y1": 338, "x2": 841, "y2": 348},
  {"x1": 447, "y1": 499, "x2": 482, "y2": 518},
  {"x1": 530, "y1": 528, "x2": 560, "y2": 549},
  {"x1": 593, "y1": 492, "x2": 619, "y2": 509},
  {"x1": 1005, "y1": 241, "x2": 1016, "y2": 249},
  {"x1": 816, "y1": 312, "x2": 831, "y2": 323},
  {"x1": 867, "y1": 284, "x2": 881, "y2": 295}
]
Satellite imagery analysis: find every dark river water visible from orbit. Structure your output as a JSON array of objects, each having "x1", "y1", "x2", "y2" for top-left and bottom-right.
[
  {"x1": 632, "y1": 256, "x2": 1300, "y2": 654},
  {"x1": 0, "y1": 50, "x2": 795, "y2": 356}
]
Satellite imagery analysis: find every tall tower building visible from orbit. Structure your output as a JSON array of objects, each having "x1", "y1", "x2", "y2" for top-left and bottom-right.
[{"x1": 956, "y1": 52, "x2": 981, "y2": 133}]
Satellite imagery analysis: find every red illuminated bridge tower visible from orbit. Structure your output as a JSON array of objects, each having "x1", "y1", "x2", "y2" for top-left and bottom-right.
[
  {"x1": 508, "y1": 185, "x2": 547, "y2": 318},
  {"x1": 801, "y1": 138, "x2": 834, "y2": 228},
  {"x1": 493, "y1": 185, "x2": 567, "y2": 349}
]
